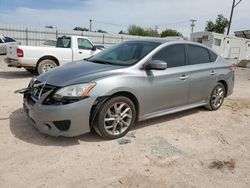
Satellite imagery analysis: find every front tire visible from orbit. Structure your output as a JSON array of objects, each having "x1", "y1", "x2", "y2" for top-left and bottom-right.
[
  {"x1": 205, "y1": 83, "x2": 225, "y2": 111},
  {"x1": 94, "y1": 96, "x2": 136, "y2": 139},
  {"x1": 37, "y1": 59, "x2": 57, "y2": 75}
]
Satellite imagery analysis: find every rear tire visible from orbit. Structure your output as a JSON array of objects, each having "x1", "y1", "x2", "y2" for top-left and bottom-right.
[
  {"x1": 205, "y1": 83, "x2": 225, "y2": 111},
  {"x1": 93, "y1": 96, "x2": 136, "y2": 139},
  {"x1": 37, "y1": 59, "x2": 57, "y2": 75}
]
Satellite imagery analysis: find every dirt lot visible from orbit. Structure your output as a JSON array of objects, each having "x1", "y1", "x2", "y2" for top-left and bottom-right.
[{"x1": 0, "y1": 56, "x2": 250, "y2": 188}]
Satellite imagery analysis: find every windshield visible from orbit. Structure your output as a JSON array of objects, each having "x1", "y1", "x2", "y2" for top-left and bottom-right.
[{"x1": 88, "y1": 41, "x2": 160, "y2": 66}]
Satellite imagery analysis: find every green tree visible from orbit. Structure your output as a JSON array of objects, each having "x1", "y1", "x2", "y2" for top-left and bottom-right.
[
  {"x1": 127, "y1": 25, "x2": 159, "y2": 37},
  {"x1": 127, "y1": 25, "x2": 146, "y2": 36},
  {"x1": 160, "y1": 29, "x2": 183, "y2": 37},
  {"x1": 119, "y1": 30, "x2": 126, "y2": 34},
  {"x1": 73, "y1": 27, "x2": 89, "y2": 31},
  {"x1": 45, "y1": 25, "x2": 54, "y2": 29},
  {"x1": 146, "y1": 28, "x2": 159, "y2": 37},
  {"x1": 96, "y1": 29, "x2": 107, "y2": 33},
  {"x1": 205, "y1": 14, "x2": 229, "y2": 34},
  {"x1": 205, "y1": 21, "x2": 215, "y2": 32}
]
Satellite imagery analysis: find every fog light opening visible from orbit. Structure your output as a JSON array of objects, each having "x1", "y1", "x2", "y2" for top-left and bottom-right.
[{"x1": 53, "y1": 120, "x2": 71, "y2": 131}]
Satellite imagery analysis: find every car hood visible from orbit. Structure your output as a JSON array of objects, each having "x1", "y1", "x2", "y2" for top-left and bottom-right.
[{"x1": 37, "y1": 60, "x2": 125, "y2": 87}]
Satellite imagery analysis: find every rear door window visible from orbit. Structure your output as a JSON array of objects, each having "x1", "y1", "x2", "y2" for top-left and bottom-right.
[
  {"x1": 187, "y1": 45, "x2": 210, "y2": 65},
  {"x1": 152, "y1": 44, "x2": 186, "y2": 68},
  {"x1": 56, "y1": 37, "x2": 71, "y2": 48}
]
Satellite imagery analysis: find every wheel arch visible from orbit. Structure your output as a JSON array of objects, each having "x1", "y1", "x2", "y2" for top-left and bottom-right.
[
  {"x1": 218, "y1": 80, "x2": 228, "y2": 97},
  {"x1": 89, "y1": 91, "x2": 140, "y2": 129},
  {"x1": 111, "y1": 91, "x2": 140, "y2": 119},
  {"x1": 36, "y1": 55, "x2": 60, "y2": 69}
]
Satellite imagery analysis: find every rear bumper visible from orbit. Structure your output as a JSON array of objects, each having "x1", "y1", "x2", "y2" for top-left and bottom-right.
[
  {"x1": 228, "y1": 81, "x2": 234, "y2": 97},
  {"x1": 23, "y1": 93, "x2": 96, "y2": 137},
  {"x1": 0, "y1": 47, "x2": 6, "y2": 55},
  {"x1": 226, "y1": 71, "x2": 234, "y2": 97},
  {"x1": 4, "y1": 58, "x2": 36, "y2": 68}
]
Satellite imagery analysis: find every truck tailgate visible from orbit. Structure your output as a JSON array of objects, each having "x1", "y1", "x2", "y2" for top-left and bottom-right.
[{"x1": 6, "y1": 45, "x2": 19, "y2": 60}]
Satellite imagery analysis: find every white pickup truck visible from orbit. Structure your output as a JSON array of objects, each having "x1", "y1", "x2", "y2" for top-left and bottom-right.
[{"x1": 5, "y1": 36, "x2": 103, "y2": 74}]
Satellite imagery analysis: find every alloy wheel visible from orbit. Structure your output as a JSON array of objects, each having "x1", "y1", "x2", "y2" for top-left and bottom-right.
[
  {"x1": 211, "y1": 85, "x2": 225, "y2": 109},
  {"x1": 103, "y1": 102, "x2": 132, "y2": 136}
]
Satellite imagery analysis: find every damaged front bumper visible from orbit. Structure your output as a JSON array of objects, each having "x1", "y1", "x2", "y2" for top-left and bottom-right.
[{"x1": 17, "y1": 87, "x2": 96, "y2": 137}]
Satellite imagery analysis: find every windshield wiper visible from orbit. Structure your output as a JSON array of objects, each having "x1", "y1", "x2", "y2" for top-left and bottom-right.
[
  {"x1": 88, "y1": 60, "x2": 113, "y2": 65},
  {"x1": 84, "y1": 57, "x2": 92, "y2": 61}
]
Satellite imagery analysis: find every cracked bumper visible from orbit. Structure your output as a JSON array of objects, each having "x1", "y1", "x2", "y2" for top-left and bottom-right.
[{"x1": 23, "y1": 94, "x2": 96, "y2": 137}]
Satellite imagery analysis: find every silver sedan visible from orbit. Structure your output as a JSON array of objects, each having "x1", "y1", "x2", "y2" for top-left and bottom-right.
[{"x1": 18, "y1": 40, "x2": 234, "y2": 139}]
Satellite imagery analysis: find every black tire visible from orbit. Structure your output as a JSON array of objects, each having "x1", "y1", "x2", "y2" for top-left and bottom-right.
[
  {"x1": 93, "y1": 96, "x2": 136, "y2": 139},
  {"x1": 37, "y1": 59, "x2": 57, "y2": 75},
  {"x1": 205, "y1": 83, "x2": 225, "y2": 111},
  {"x1": 25, "y1": 68, "x2": 37, "y2": 74}
]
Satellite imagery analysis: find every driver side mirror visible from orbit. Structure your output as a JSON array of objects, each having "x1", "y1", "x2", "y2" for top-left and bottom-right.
[
  {"x1": 92, "y1": 46, "x2": 97, "y2": 51},
  {"x1": 147, "y1": 60, "x2": 167, "y2": 70}
]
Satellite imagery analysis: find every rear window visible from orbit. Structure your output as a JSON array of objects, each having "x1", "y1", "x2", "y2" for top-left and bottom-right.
[
  {"x1": 56, "y1": 37, "x2": 71, "y2": 48},
  {"x1": 4, "y1": 37, "x2": 16, "y2": 42},
  {"x1": 188, "y1": 45, "x2": 210, "y2": 65}
]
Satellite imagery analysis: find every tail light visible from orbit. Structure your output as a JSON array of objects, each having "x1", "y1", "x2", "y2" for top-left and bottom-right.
[{"x1": 17, "y1": 48, "x2": 23, "y2": 57}]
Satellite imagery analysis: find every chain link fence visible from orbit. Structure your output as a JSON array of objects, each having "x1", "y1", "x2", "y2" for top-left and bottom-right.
[{"x1": 0, "y1": 23, "x2": 160, "y2": 47}]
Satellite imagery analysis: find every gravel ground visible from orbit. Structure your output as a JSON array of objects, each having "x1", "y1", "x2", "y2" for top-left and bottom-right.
[{"x1": 0, "y1": 56, "x2": 250, "y2": 188}]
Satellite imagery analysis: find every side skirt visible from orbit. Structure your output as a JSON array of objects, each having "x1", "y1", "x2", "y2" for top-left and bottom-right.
[{"x1": 139, "y1": 101, "x2": 207, "y2": 121}]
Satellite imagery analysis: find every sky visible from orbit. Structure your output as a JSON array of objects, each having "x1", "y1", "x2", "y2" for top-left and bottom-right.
[{"x1": 0, "y1": 0, "x2": 249, "y2": 36}]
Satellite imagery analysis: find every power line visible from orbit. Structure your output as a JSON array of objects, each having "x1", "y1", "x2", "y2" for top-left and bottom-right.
[
  {"x1": 89, "y1": 19, "x2": 192, "y2": 35},
  {"x1": 91, "y1": 19, "x2": 189, "y2": 30},
  {"x1": 92, "y1": 20, "x2": 128, "y2": 28},
  {"x1": 156, "y1": 20, "x2": 189, "y2": 28},
  {"x1": 234, "y1": 0, "x2": 242, "y2": 7}
]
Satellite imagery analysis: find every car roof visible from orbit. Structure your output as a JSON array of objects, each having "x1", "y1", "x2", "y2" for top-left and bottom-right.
[
  {"x1": 125, "y1": 39, "x2": 171, "y2": 44},
  {"x1": 124, "y1": 39, "x2": 219, "y2": 56},
  {"x1": 126, "y1": 39, "x2": 214, "y2": 48},
  {"x1": 125, "y1": 39, "x2": 205, "y2": 45}
]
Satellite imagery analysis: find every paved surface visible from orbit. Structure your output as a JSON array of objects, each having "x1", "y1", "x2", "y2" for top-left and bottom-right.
[{"x1": 0, "y1": 56, "x2": 250, "y2": 188}]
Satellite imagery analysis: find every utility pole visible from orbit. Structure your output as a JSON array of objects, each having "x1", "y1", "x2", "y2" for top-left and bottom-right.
[
  {"x1": 89, "y1": 19, "x2": 92, "y2": 32},
  {"x1": 190, "y1": 19, "x2": 197, "y2": 34},
  {"x1": 155, "y1": 25, "x2": 158, "y2": 37},
  {"x1": 227, "y1": 0, "x2": 242, "y2": 35}
]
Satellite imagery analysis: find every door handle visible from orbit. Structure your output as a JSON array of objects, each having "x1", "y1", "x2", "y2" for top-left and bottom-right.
[
  {"x1": 78, "y1": 51, "x2": 82, "y2": 54},
  {"x1": 179, "y1": 74, "x2": 189, "y2": 80},
  {"x1": 210, "y1": 70, "x2": 216, "y2": 75}
]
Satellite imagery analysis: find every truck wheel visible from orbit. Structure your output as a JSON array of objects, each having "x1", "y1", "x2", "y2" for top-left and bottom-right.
[
  {"x1": 93, "y1": 96, "x2": 136, "y2": 139},
  {"x1": 37, "y1": 59, "x2": 57, "y2": 75},
  {"x1": 25, "y1": 68, "x2": 37, "y2": 74}
]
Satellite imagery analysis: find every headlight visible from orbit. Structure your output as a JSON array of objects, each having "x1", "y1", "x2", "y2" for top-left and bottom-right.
[{"x1": 53, "y1": 83, "x2": 96, "y2": 99}]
